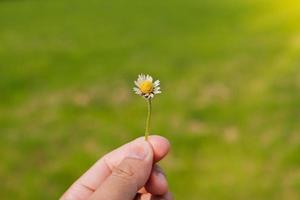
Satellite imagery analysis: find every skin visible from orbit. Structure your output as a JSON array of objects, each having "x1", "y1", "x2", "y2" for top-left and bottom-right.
[{"x1": 60, "y1": 135, "x2": 173, "y2": 200}]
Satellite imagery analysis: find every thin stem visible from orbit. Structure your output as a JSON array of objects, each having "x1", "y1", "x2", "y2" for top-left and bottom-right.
[{"x1": 145, "y1": 98, "x2": 152, "y2": 140}]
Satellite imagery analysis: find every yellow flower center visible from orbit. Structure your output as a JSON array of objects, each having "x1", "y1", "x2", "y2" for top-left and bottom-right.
[{"x1": 140, "y1": 81, "x2": 153, "y2": 94}]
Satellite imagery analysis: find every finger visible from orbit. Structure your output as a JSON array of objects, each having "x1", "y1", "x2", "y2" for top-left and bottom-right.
[
  {"x1": 61, "y1": 135, "x2": 170, "y2": 200},
  {"x1": 89, "y1": 141, "x2": 153, "y2": 200},
  {"x1": 149, "y1": 135, "x2": 170, "y2": 162},
  {"x1": 161, "y1": 191, "x2": 173, "y2": 200},
  {"x1": 138, "y1": 187, "x2": 148, "y2": 194},
  {"x1": 135, "y1": 192, "x2": 173, "y2": 200},
  {"x1": 135, "y1": 193, "x2": 151, "y2": 200},
  {"x1": 163, "y1": 191, "x2": 173, "y2": 200},
  {"x1": 145, "y1": 164, "x2": 168, "y2": 195}
]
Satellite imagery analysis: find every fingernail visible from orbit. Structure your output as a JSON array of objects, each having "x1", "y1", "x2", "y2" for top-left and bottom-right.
[
  {"x1": 154, "y1": 166, "x2": 166, "y2": 178},
  {"x1": 155, "y1": 165, "x2": 164, "y2": 174},
  {"x1": 127, "y1": 143, "x2": 149, "y2": 160},
  {"x1": 156, "y1": 171, "x2": 165, "y2": 181}
]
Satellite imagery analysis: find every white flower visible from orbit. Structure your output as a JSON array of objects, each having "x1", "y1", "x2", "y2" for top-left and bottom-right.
[{"x1": 133, "y1": 74, "x2": 161, "y2": 99}]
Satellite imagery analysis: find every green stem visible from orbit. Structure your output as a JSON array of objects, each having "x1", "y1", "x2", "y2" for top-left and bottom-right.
[{"x1": 145, "y1": 98, "x2": 152, "y2": 140}]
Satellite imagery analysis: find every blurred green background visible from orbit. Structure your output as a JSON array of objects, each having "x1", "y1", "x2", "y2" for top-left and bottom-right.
[{"x1": 1, "y1": 0, "x2": 300, "y2": 199}]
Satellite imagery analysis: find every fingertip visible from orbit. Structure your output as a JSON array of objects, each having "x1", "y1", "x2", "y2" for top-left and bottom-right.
[
  {"x1": 138, "y1": 192, "x2": 173, "y2": 200},
  {"x1": 148, "y1": 135, "x2": 170, "y2": 162},
  {"x1": 145, "y1": 165, "x2": 168, "y2": 195},
  {"x1": 164, "y1": 191, "x2": 173, "y2": 200}
]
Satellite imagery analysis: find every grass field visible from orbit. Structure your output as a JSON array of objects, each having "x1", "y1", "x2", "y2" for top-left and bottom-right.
[{"x1": 1, "y1": 0, "x2": 300, "y2": 199}]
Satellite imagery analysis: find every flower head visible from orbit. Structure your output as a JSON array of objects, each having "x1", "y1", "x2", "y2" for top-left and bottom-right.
[{"x1": 133, "y1": 74, "x2": 161, "y2": 99}]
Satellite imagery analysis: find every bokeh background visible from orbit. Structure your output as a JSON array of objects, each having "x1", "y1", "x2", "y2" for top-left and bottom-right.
[{"x1": 1, "y1": 0, "x2": 300, "y2": 199}]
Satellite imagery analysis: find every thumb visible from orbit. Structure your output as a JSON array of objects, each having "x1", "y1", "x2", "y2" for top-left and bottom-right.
[{"x1": 89, "y1": 140, "x2": 153, "y2": 200}]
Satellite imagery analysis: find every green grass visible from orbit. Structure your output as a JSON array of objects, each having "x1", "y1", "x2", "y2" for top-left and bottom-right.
[{"x1": 1, "y1": 0, "x2": 300, "y2": 199}]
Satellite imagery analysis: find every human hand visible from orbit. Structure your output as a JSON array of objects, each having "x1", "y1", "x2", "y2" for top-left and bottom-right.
[{"x1": 60, "y1": 135, "x2": 172, "y2": 200}]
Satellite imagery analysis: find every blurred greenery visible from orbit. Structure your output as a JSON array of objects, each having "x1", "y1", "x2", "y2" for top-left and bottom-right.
[{"x1": 1, "y1": 0, "x2": 300, "y2": 199}]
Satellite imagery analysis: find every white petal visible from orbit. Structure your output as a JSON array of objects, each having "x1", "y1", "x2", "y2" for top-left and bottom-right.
[
  {"x1": 142, "y1": 74, "x2": 146, "y2": 81},
  {"x1": 153, "y1": 80, "x2": 160, "y2": 87},
  {"x1": 133, "y1": 87, "x2": 139, "y2": 92},
  {"x1": 134, "y1": 80, "x2": 140, "y2": 87},
  {"x1": 146, "y1": 74, "x2": 153, "y2": 82},
  {"x1": 137, "y1": 74, "x2": 145, "y2": 82},
  {"x1": 133, "y1": 87, "x2": 142, "y2": 95},
  {"x1": 153, "y1": 88, "x2": 160, "y2": 92}
]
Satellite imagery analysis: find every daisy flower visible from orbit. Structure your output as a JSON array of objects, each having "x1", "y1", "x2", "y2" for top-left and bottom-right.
[
  {"x1": 133, "y1": 74, "x2": 162, "y2": 140},
  {"x1": 133, "y1": 74, "x2": 161, "y2": 99}
]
